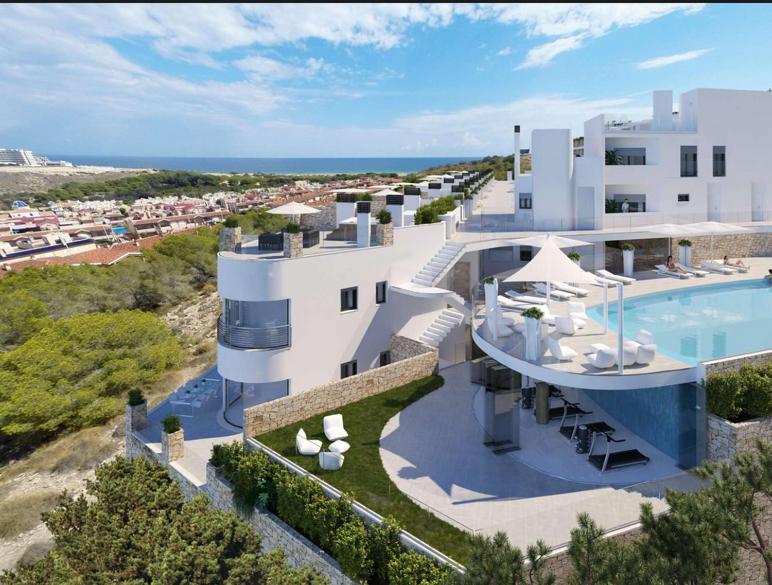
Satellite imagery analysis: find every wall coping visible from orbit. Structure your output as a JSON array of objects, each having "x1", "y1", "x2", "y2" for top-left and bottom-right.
[{"x1": 708, "y1": 412, "x2": 772, "y2": 429}]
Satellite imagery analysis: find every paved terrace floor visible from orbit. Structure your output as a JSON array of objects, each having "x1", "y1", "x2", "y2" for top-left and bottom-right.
[{"x1": 380, "y1": 362, "x2": 704, "y2": 550}]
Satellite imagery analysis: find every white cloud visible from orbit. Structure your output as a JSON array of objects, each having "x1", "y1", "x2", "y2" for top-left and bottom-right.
[
  {"x1": 516, "y1": 35, "x2": 586, "y2": 70},
  {"x1": 497, "y1": 46, "x2": 513, "y2": 57},
  {"x1": 637, "y1": 48, "x2": 712, "y2": 69}
]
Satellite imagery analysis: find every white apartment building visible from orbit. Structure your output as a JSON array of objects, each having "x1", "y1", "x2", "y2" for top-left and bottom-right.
[
  {"x1": 0, "y1": 148, "x2": 38, "y2": 166},
  {"x1": 514, "y1": 88, "x2": 772, "y2": 230}
]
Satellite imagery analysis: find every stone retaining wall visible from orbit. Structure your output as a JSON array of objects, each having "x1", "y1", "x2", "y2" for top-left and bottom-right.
[
  {"x1": 669, "y1": 232, "x2": 772, "y2": 266},
  {"x1": 707, "y1": 414, "x2": 772, "y2": 463},
  {"x1": 125, "y1": 432, "x2": 352, "y2": 584},
  {"x1": 702, "y1": 349, "x2": 772, "y2": 379},
  {"x1": 244, "y1": 335, "x2": 437, "y2": 438}
]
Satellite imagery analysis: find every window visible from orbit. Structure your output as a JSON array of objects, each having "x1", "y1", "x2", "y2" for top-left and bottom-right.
[
  {"x1": 376, "y1": 281, "x2": 387, "y2": 304},
  {"x1": 379, "y1": 351, "x2": 391, "y2": 367},
  {"x1": 615, "y1": 147, "x2": 646, "y2": 165},
  {"x1": 519, "y1": 247, "x2": 532, "y2": 262},
  {"x1": 519, "y1": 193, "x2": 532, "y2": 209},
  {"x1": 340, "y1": 287, "x2": 358, "y2": 312},
  {"x1": 678, "y1": 193, "x2": 690, "y2": 203},
  {"x1": 340, "y1": 360, "x2": 357, "y2": 379},
  {"x1": 713, "y1": 146, "x2": 726, "y2": 177},
  {"x1": 680, "y1": 146, "x2": 697, "y2": 177}
]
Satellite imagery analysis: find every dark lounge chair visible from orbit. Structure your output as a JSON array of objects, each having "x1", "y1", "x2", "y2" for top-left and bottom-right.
[{"x1": 588, "y1": 432, "x2": 649, "y2": 472}]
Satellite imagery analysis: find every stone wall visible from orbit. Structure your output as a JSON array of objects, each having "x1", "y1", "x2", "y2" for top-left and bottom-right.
[
  {"x1": 125, "y1": 432, "x2": 352, "y2": 584},
  {"x1": 702, "y1": 349, "x2": 772, "y2": 379},
  {"x1": 707, "y1": 414, "x2": 772, "y2": 463},
  {"x1": 669, "y1": 232, "x2": 772, "y2": 266},
  {"x1": 219, "y1": 227, "x2": 242, "y2": 252},
  {"x1": 283, "y1": 232, "x2": 303, "y2": 258},
  {"x1": 162, "y1": 430, "x2": 184, "y2": 463},
  {"x1": 244, "y1": 336, "x2": 437, "y2": 438},
  {"x1": 301, "y1": 204, "x2": 336, "y2": 231}
]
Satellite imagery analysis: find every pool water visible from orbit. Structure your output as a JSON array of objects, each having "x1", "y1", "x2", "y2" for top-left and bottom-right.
[{"x1": 588, "y1": 280, "x2": 772, "y2": 365}]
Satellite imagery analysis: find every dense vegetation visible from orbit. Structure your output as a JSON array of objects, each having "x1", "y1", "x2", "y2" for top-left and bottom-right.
[
  {"x1": 414, "y1": 196, "x2": 459, "y2": 225},
  {"x1": 417, "y1": 154, "x2": 528, "y2": 181},
  {"x1": 707, "y1": 363, "x2": 772, "y2": 421},
  {"x1": 6, "y1": 170, "x2": 398, "y2": 208},
  {"x1": 0, "y1": 457, "x2": 327, "y2": 584}
]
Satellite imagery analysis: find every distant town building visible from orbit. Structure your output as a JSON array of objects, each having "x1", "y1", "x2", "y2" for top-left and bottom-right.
[{"x1": 0, "y1": 148, "x2": 72, "y2": 167}]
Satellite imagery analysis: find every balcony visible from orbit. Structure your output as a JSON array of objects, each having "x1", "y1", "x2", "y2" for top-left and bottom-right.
[{"x1": 217, "y1": 317, "x2": 291, "y2": 350}]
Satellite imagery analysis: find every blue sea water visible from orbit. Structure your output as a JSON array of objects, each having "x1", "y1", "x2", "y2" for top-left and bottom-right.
[
  {"x1": 43, "y1": 155, "x2": 477, "y2": 174},
  {"x1": 589, "y1": 279, "x2": 772, "y2": 365}
]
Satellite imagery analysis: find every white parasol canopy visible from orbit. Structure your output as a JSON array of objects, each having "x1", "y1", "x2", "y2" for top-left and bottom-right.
[
  {"x1": 682, "y1": 221, "x2": 752, "y2": 259},
  {"x1": 268, "y1": 202, "x2": 320, "y2": 224},
  {"x1": 509, "y1": 233, "x2": 592, "y2": 249},
  {"x1": 643, "y1": 223, "x2": 701, "y2": 237},
  {"x1": 503, "y1": 239, "x2": 598, "y2": 286}
]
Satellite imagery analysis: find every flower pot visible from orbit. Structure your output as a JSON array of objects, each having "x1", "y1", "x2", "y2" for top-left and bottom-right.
[
  {"x1": 622, "y1": 249, "x2": 634, "y2": 277},
  {"x1": 524, "y1": 317, "x2": 541, "y2": 361},
  {"x1": 463, "y1": 199, "x2": 473, "y2": 219},
  {"x1": 679, "y1": 245, "x2": 691, "y2": 266},
  {"x1": 483, "y1": 281, "x2": 498, "y2": 339}
]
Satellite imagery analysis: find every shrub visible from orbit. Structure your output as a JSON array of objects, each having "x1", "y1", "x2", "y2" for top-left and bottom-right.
[
  {"x1": 414, "y1": 205, "x2": 439, "y2": 225},
  {"x1": 377, "y1": 209, "x2": 392, "y2": 224},
  {"x1": 223, "y1": 216, "x2": 239, "y2": 228},
  {"x1": 678, "y1": 239, "x2": 692, "y2": 247},
  {"x1": 285, "y1": 223, "x2": 301, "y2": 234},
  {"x1": 330, "y1": 519, "x2": 374, "y2": 581},
  {"x1": 522, "y1": 307, "x2": 544, "y2": 320},
  {"x1": 369, "y1": 518, "x2": 403, "y2": 585},
  {"x1": 622, "y1": 243, "x2": 636, "y2": 251},
  {"x1": 127, "y1": 388, "x2": 145, "y2": 406},
  {"x1": 707, "y1": 364, "x2": 772, "y2": 421},
  {"x1": 483, "y1": 276, "x2": 495, "y2": 285},
  {"x1": 567, "y1": 251, "x2": 581, "y2": 261},
  {"x1": 161, "y1": 415, "x2": 181, "y2": 434},
  {"x1": 387, "y1": 551, "x2": 454, "y2": 585}
]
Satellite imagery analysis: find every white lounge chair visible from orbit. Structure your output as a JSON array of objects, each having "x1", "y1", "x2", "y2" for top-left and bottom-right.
[
  {"x1": 555, "y1": 315, "x2": 578, "y2": 336},
  {"x1": 711, "y1": 259, "x2": 749, "y2": 273},
  {"x1": 533, "y1": 282, "x2": 574, "y2": 300},
  {"x1": 622, "y1": 330, "x2": 657, "y2": 365},
  {"x1": 699, "y1": 260, "x2": 737, "y2": 274},
  {"x1": 587, "y1": 347, "x2": 617, "y2": 369},
  {"x1": 596, "y1": 269, "x2": 635, "y2": 285},
  {"x1": 547, "y1": 336, "x2": 577, "y2": 361},
  {"x1": 319, "y1": 451, "x2": 344, "y2": 471},
  {"x1": 504, "y1": 291, "x2": 547, "y2": 305},
  {"x1": 323, "y1": 414, "x2": 348, "y2": 442},
  {"x1": 675, "y1": 262, "x2": 709, "y2": 277},
  {"x1": 498, "y1": 295, "x2": 531, "y2": 311},
  {"x1": 552, "y1": 281, "x2": 590, "y2": 297},
  {"x1": 655, "y1": 264, "x2": 693, "y2": 279},
  {"x1": 594, "y1": 275, "x2": 618, "y2": 287},
  {"x1": 295, "y1": 428, "x2": 322, "y2": 456}
]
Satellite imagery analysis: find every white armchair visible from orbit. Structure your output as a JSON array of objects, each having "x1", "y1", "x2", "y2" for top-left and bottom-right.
[
  {"x1": 588, "y1": 348, "x2": 617, "y2": 369},
  {"x1": 567, "y1": 301, "x2": 588, "y2": 322},
  {"x1": 295, "y1": 428, "x2": 323, "y2": 456},
  {"x1": 323, "y1": 414, "x2": 348, "y2": 442},
  {"x1": 319, "y1": 451, "x2": 344, "y2": 471},
  {"x1": 554, "y1": 315, "x2": 577, "y2": 336},
  {"x1": 547, "y1": 336, "x2": 578, "y2": 361},
  {"x1": 636, "y1": 344, "x2": 656, "y2": 365}
]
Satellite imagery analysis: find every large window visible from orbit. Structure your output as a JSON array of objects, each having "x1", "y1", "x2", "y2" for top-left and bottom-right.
[
  {"x1": 341, "y1": 360, "x2": 357, "y2": 379},
  {"x1": 519, "y1": 193, "x2": 532, "y2": 209},
  {"x1": 680, "y1": 146, "x2": 698, "y2": 177},
  {"x1": 519, "y1": 247, "x2": 532, "y2": 262},
  {"x1": 340, "y1": 287, "x2": 358, "y2": 312},
  {"x1": 678, "y1": 193, "x2": 690, "y2": 203},
  {"x1": 376, "y1": 281, "x2": 387, "y2": 304},
  {"x1": 615, "y1": 147, "x2": 646, "y2": 165},
  {"x1": 219, "y1": 299, "x2": 290, "y2": 349},
  {"x1": 379, "y1": 351, "x2": 391, "y2": 367},
  {"x1": 713, "y1": 146, "x2": 726, "y2": 177}
]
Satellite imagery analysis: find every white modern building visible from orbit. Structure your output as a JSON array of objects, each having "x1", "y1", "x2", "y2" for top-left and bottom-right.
[{"x1": 514, "y1": 88, "x2": 772, "y2": 230}]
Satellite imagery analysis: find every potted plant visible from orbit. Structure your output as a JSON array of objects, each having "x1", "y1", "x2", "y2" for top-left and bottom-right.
[
  {"x1": 219, "y1": 216, "x2": 242, "y2": 252},
  {"x1": 622, "y1": 243, "x2": 635, "y2": 277},
  {"x1": 567, "y1": 251, "x2": 581, "y2": 266},
  {"x1": 161, "y1": 415, "x2": 184, "y2": 462},
  {"x1": 375, "y1": 209, "x2": 393, "y2": 246},
  {"x1": 282, "y1": 223, "x2": 302, "y2": 258},
  {"x1": 678, "y1": 239, "x2": 692, "y2": 266},
  {"x1": 126, "y1": 388, "x2": 147, "y2": 433},
  {"x1": 522, "y1": 307, "x2": 544, "y2": 361}
]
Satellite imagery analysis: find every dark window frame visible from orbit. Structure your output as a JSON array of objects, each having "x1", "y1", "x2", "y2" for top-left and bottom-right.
[
  {"x1": 340, "y1": 286, "x2": 358, "y2": 312},
  {"x1": 379, "y1": 351, "x2": 391, "y2": 367},
  {"x1": 519, "y1": 247, "x2": 533, "y2": 262},
  {"x1": 713, "y1": 145, "x2": 726, "y2": 177},
  {"x1": 680, "y1": 145, "x2": 698, "y2": 177},
  {"x1": 678, "y1": 193, "x2": 690, "y2": 203},
  {"x1": 376, "y1": 281, "x2": 387, "y2": 304},
  {"x1": 519, "y1": 193, "x2": 532, "y2": 210},
  {"x1": 340, "y1": 360, "x2": 358, "y2": 379}
]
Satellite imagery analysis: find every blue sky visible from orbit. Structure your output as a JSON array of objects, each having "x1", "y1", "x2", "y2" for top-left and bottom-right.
[{"x1": 1, "y1": 3, "x2": 771, "y2": 157}]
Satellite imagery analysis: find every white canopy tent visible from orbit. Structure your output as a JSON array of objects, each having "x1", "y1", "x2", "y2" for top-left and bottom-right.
[
  {"x1": 503, "y1": 239, "x2": 626, "y2": 372},
  {"x1": 267, "y1": 202, "x2": 320, "y2": 225},
  {"x1": 509, "y1": 233, "x2": 592, "y2": 249}
]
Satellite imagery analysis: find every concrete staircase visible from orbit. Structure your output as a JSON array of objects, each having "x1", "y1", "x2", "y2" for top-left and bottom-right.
[
  {"x1": 419, "y1": 308, "x2": 465, "y2": 348},
  {"x1": 411, "y1": 242, "x2": 465, "y2": 287}
]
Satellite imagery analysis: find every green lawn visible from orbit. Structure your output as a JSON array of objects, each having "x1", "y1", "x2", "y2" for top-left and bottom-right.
[{"x1": 257, "y1": 375, "x2": 474, "y2": 565}]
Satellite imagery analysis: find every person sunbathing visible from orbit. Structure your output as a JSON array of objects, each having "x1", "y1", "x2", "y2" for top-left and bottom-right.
[
  {"x1": 723, "y1": 255, "x2": 747, "y2": 268},
  {"x1": 666, "y1": 255, "x2": 687, "y2": 273}
]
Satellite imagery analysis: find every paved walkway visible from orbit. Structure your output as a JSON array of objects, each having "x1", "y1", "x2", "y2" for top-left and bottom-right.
[{"x1": 379, "y1": 362, "x2": 702, "y2": 549}]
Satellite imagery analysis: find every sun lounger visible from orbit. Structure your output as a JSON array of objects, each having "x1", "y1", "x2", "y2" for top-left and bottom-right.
[
  {"x1": 593, "y1": 276, "x2": 617, "y2": 287},
  {"x1": 712, "y1": 259, "x2": 750, "y2": 273},
  {"x1": 588, "y1": 433, "x2": 649, "y2": 472},
  {"x1": 699, "y1": 260, "x2": 737, "y2": 274},
  {"x1": 596, "y1": 269, "x2": 635, "y2": 285},
  {"x1": 504, "y1": 291, "x2": 547, "y2": 304},
  {"x1": 533, "y1": 282, "x2": 574, "y2": 300},
  {"x1": 552, "y1": 281, "x2": 590, "y2": 297},
  {"x1": 655, "y1": 264, "x2": 692, "y2": 279},
  {"x1": 675, "y1": 262, "x2": 709, "y2": 277},
  {"x1": 498, "y1": 295, "x2": 532, "y2": 311}
]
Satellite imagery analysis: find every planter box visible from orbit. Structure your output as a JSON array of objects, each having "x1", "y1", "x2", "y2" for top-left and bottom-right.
[
  {"x1": 162, "y1": 429, "x2": 185, "y2": 463},
  {"x1": 707, "y1": 413, "x2": 772, "y2": 463},
  {"x1": 125, "y1": 401, "x2": 147, "y2": 434},
  {"x1": 283, "y1": 232, "x2": 303, "y2": 258},
  {"x1": 622, "y1": 249, "x2": 634, "y2": 277},
  {"x1": 679, "y1": 245, "x2": 692, "y2": 266},
  {"x1": 374, "y1": 222, "x2": 393, "y2": 246}
]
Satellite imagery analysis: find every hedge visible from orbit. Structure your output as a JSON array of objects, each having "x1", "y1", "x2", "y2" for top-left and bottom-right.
[
  {"x1": 210, "y1": 442, "x2": 455, "y2": 585},
  {"x1": 414, "y1": 196, "x2": 459, "y2": 225},
  {"x1": 706, "y1": 363, "x2": 772, "y2": 422}
]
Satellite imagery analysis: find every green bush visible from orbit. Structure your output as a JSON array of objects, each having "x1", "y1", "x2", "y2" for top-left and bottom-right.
[
  {"x1": 387, "y1": 550, "x2": 455, "y2": 585},
  {"x1": 483, "y1": 276, "x2": 495, "y2": 285},
  {"x1": 223, "y1": 216, "x2": 240, "y2": 228},
  {"x1": 567, "y1": 251, "x2": 581, "y2": 261},
  {"x1": 161, "y1": 415, "x2": 181, "y2": 434},
  {"x1": 330, "y1": 519, "x2": 374, "y2": 581},
  {"x1": 522, "y1": 307, "x2": 544, "y2": 320},
  {"x1": 414, "y1": 205, "x2": 439, "y2": 225},
  {"x1": 678, "y1": 239, "x2": 692, "y2": 247},
  {"x1": 622, "y1": 243, "x2": 636, "y2": 251},
  {"x1": 377, "y1": 209, "x2": 392, "y2": 224},
  {"x1": 127, "y1": 388, "x2": 145, "y2": 406},
  {"x1": 707, "y1": 364, "x2": 772, "y2": 421},
  {"x1": 369, "y1": 518, "x2": 403, "y2": 585},
  {"x1": 285, "y1": 223, "x2": 301, "y2": 234}
]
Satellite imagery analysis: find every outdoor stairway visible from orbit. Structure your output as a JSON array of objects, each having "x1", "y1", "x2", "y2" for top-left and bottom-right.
[
  {"x1": 419, "y1": 308, "x2": 465, "y2": 348},
  {"x1": 411, "y1": 242, "x2": 465, "y2": 287}
]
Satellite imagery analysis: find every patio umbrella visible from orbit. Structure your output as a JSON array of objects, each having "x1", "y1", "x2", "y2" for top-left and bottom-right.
[
  {"x1": 509, "y1": 233, "x2": 591, "y2": 249},
  {"x1": 682, "y1": 222, "x2": 752, "y2": 260},
  {"x1": 268, "y1": 201, "x2": 320, "y2": 225}
]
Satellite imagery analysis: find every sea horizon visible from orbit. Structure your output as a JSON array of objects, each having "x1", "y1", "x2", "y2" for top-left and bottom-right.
[{"x1": 43, "y1": 154, "x2": 481, "y2": 175}]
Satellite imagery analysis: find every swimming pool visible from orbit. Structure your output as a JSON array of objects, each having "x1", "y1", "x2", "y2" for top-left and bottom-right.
[{"x1": 588, "y1": 279, "x2": 772, "y2": 365}]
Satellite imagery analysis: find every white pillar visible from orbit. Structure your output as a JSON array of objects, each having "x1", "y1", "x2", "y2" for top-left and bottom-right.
[
  {"x1": 386, "y1": 203, "x2": 404, "y2": 227},
  {"x1": 356, "y1": 212, "x2": 370, "y2": 248},
  {"x1": 513, "y1": 125, "x2": 521, "y2": 181},
  {"x1": 603, "y1": 282, "x2": 608, "y2": 333},
  {"x1": 617, "y1": 283, "x2": 624, "y2": 374}
]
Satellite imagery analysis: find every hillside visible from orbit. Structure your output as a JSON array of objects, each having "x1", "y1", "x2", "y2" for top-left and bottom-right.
[{"x1": 416, "y1": 153, "x2": 530, "y2": 181}]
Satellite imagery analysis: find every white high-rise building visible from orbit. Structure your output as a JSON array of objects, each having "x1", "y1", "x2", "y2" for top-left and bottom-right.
[{"x1": 0, "y1": 148, "x2": 39, "y2": 166}]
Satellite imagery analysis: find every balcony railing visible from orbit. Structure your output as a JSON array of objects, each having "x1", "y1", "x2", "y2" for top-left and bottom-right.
[{"x1": 217, "y1": 317, "x2": 291, "y2": 350}]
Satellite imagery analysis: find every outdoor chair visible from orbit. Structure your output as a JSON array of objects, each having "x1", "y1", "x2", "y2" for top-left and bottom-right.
[
  {"x1": 655, "y1": 264, "x2": 692, "y2": 279},
  {"x1": 319, "y1": 451, "x2": 344, "y2": 471},
  {"x1": 595, "y1": 269, "x2": 635, "y2": 285},
  {"x1": 533, "y1": 282, "x2": 574, "y2": 300},
  {"x1": 547, "y1": 335, "x2": 577, "y2": 361},
  {"x1": 555, "y1": 315, "x2": 578, "y2": 336},
  {"x1": 675, "y1": 262, "x2": 709, "y2": 277},
  {"x1": 587, "y1": 347, "x2": 617, "y2": 369},
  {"x1": 323, "y1": 414, "x2": 349, "y2": 442},
  {"x1": 295, "y1": 428, "x2": 322, "y2": 456},
  {"x1": 566, "y1": 301, "x2": 588, "y2": 322},
  {"x1": 699, "y1": 260, "x2": 737, "y2": 274},
  {"x1": 711, "y1": 259, "x2": 750, "y2": 273},
  {"x1": 552, "y1": 281, "x2": 590, "y2": 297}
]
